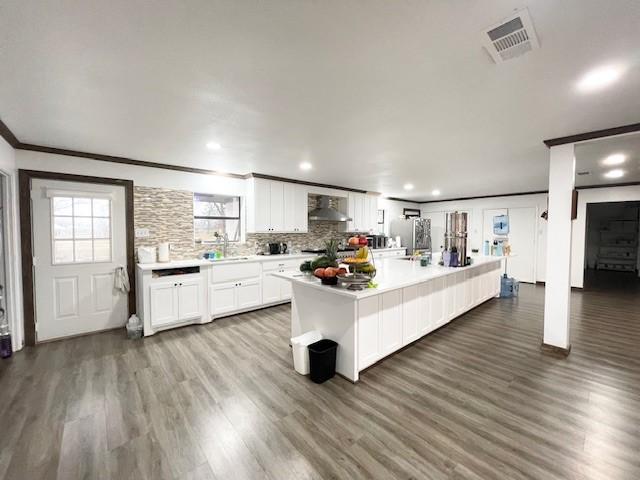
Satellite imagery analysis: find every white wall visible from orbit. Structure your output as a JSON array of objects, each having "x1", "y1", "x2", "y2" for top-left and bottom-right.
[
  {"x1": 571, "y1": 185, "x2": 640, "y2": 288},
  {"x1": 377, "y1": 198, "x2": 422, "y2": 237},
  {"x1": 0, "y1": 137, "x2": 22, "y2": 351},
  {"x1": 421, "y1": 193, "x2": 549, "y2": 282}
]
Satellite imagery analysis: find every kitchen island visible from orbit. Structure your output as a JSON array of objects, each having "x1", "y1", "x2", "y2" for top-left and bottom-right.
[{"x1": 275, "y1": 256, "x2": 503, "y2": 381}]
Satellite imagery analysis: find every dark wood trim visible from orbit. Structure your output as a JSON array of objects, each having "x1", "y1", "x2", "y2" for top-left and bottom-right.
[
  {"x1": 19, "y1": 169, "x2": 136, "y2": 346},
  {"x1": 420, "y1": 190, "x2": 549, "y2": 204},
  {"x1": 16, "y1": 143, "x2": 246, "y2": 179},
  {"x1": 0, "y1": 118, "x2": 19, "y2": 148},
  {"x1": 384, "y1": 196, "x2": 420, "y2": 203},
  {"x1": 540, "y1": 342, "x2": 571, "y2": 357},
  {"x1": 247, "y1": 173, "x2": 368, "y2": 194},
  {"x1": 543, "y1": 122, "x2": 640, "y2": 147}
]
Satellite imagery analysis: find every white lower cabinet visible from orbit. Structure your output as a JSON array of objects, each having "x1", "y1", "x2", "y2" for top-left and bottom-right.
[
  {"x1": 417, "y1": 282, "x2": 432, "y2": 336},
  {"x1": 149, "y1": 281, "x2": 179, "y2": 327},
  {"x1": 210, "y1": 282, "x2": 238, "y2": 316},
  {"x1": 402, "y1": 285, "x2": 420, "y2": 346},
  {"x1": 237, "y1": 279, "x2": 261, "y2": 309},
  {"x1": 430, "y1": 277, "x2": 447, "y2": 328},
  {"x1": 358, "y1": 296, "x2": 381, "y2": 369},
  {"x1": 148, "y1": 276, "x2": 206, "y2": 329},
  {"x1": 210, "y1": 278, "x2": 261, "y2": 317},
  {"x1": 380, "y1": 290, "x2": 403, "y2": 356}
]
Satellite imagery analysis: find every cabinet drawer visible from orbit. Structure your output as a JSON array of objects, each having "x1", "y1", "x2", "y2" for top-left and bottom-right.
[
  {"x1": 211, "y1": 262, "x2": 261, "y2": 283},
  {"x1": 262, "y1": 258, "x2": 309, "y2": 272}
]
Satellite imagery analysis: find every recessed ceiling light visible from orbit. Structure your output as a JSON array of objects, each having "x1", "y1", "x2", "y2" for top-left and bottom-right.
[
  {"x1": 299, "y1": 161, "x2": 312, "y2": 171},
  {"x1": 602, "y1": 153, "x2": 626, "y2": 166},
  {"x1": 206, "y1": 142, "x2": 222, "y2": 150},
  {"x1": 403, "y1": 183, "x2": 414, "y2": 191},
  {"x1": 431, "y1": 189, "x2": 441, "y2": 196},
  {"x1": 604, "y1": 169, "x2": 625, "y2": 179},
  {"x1": 576, "y1": 65, "x2": 624, "y2": 93}
]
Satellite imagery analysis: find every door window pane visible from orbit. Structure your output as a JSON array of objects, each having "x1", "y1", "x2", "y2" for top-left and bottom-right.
[
  {"x1": 93, "y1": 218, "x2": 110, "y2": 239},
  {"x1": 92, "y1": 198, "x2": 110, "y2": 217},
  {"x1": 74, "y1": 217, "x2": 93, "y2": 239},
  {"x1": 53, "y1": 197, "x2": 73, "y2": 216},
  {"x1": 94, "y1": 240, "x2": 111, "y2": 262},
  {"x1": 74, "y1": 240, "x2": 93, "y2": 262},
  {"x1": 54, "y1": 241, "x2": 74, "y2": 263},
  {"x1": 73, "y1": 198, "x2": 92, "y2": 216},
  {"x1": 51, "y1": 196, "x2": 113, "y2": 264},
  {"x1": 54, "y1": 217, "x2": 73, "y2": 239}
]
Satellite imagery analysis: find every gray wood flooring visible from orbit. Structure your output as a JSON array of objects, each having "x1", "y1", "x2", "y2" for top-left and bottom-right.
[{"x1": 1, "y1": 282, "x2": 639, "y2": 480}]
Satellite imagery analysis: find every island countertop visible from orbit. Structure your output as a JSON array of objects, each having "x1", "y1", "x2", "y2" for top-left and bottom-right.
[{"x1": 274, "y1": 255, "x2": 504, "y2": 299}]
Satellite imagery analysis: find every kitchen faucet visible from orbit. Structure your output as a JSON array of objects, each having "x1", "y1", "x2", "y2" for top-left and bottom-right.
[{"x1": 214, "y1": 231, "x2": 229, "y2": 258}]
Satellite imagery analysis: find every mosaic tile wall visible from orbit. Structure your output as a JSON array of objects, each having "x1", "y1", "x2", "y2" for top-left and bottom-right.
[{"x1": 134, "y1": 186, "x2": 355, "y2": 261}]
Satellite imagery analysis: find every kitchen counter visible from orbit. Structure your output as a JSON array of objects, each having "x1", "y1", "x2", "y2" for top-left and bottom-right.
[
  {"x1": 276, "y1": 256, "x2": 503, "y2": 382},
  {"x1": 136, "y1": 259, "x2": 212, "y2": 271},
  {"x1": 274, "y1": 255, "x2": 501, "y2": 298}
]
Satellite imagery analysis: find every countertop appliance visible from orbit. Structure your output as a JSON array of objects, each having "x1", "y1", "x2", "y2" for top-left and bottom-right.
[
  {"x1": 366, "y1": 235, "x2": 388, "y2": 249},
  {"x1": 390, "y1": 218, "x2": 431, "y2": 255},
  {"x1": 268, "y1": 242, "x2": 288, "y2": 255},
  {"x1": 445, "y1": 211, "x2": 469, "y2": 267}
]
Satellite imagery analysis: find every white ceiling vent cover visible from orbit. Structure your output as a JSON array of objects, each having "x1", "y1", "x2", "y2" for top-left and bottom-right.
[{"x1": 481, "y1": 8, "x2": 539, "y2": 63}]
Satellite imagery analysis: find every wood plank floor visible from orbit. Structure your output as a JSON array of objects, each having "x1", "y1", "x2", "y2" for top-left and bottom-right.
[{"x1": 1, "y1": 283, "x2": 639, "y2": 480}]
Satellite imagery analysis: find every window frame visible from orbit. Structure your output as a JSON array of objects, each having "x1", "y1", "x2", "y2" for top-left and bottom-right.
[
  {"x1": 193, "y1": 193, "x2": 242, "y2": 244},
  {"x1": 50, "y1": 195, "x2": 113, "y2": 265}
]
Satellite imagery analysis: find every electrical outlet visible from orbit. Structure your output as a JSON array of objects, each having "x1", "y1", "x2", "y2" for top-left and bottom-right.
[{"x1": 135, "y1": 228, "x2": 150, "y2": 238}]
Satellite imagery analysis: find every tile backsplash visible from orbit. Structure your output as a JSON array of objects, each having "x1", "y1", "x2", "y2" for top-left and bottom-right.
[{"x1": 134, "y1": 186, "x2": 355, "y2": 261}]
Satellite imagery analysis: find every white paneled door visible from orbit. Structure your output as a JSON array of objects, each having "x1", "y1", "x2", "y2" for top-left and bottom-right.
[{"x1": 31, "y1": 179, "x2": 128, "y2": 341}]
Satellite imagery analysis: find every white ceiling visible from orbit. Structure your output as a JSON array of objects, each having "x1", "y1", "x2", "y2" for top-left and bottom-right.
[
  {"x1": 575, "y1": 132, "x2": 640, "y2": 186},
  {"x1": 1, "y1": 0, "x2": 639, "y2": 201}
]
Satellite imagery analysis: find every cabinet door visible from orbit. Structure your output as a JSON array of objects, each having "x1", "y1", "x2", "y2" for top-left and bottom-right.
[
  {"x1": 358, "y1": 296, "x2": 381, "y2": 369},
  {"x1": 455, "y1": 272, "x2": 466, "y2": 316},
  {"x1": 280, "y1": 273, "x2": 292, "y2": 300},
  {"x1": 354, "y1": 194, "x2": 364, "y2": 232},
  {"x1": 237, "y1": 278, "x2": 261, "y2": 309},
  {"x1": 430, "y1": 277, "x2": 446, "y2": 328},
  {"x1": 283, "y1": 183, "x2": 296, "y2": 232},
  {"x1": 381, "y1": 290, "x2": 403, "y2": 356},
  {"x1": 262, "y1": 273, "x2": 282, "y2": 304},
  {"x1": 347, "y1": 193, "x2": 357, "y2": 232},
  {"x1": 178, "y1": 278, "x2": 202, "y2": 321},
  {"x1": 211, "y1": 282, "x2": 237, "y2": 316},
  {"x1": 293, "y1": 185, "x2": 308, "y2": 232},
  {"x1": 150, "y1": 282, "x2": 179, "y2": 327},
  {"x1": 417, "y1": 282, "x2": 432, "y2": 336},
  {"x1": 464, "y1": 270, "x2": 474, "y2": 310},
  {"x1": 365, "y1": 195, "x2": 378, "y2": 233},
  {"x1": 445, "y1": 274, "x2": 457, "y2": 320},
  {"x1": 253, "y1": 179, "x2": 271, "y2": 232},
  {"x1": 269, "y1": 181, "x2": 284, "y2": 231},
  {"x1": 402, "y1": 285, "x2": 420, "y2": 346}
]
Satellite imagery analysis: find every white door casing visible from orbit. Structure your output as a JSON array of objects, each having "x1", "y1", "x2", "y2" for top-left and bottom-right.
[{"x1": 32, "y1": 179, "x2": 128, "y2": 341}]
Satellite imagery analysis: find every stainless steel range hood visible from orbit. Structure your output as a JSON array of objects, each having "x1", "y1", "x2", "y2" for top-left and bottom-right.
[{"x1": 308, "y1": 195, "x2": 352, "y2": 222}]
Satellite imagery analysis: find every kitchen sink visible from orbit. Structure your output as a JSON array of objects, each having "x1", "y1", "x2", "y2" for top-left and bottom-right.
[{"x1": 209, "y1": 256, "x2": 250, "y2": 262}]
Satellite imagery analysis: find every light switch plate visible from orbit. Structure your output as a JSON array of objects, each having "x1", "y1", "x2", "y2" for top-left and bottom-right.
[{"x1": 135, "y1": 228, "x2": 150, "y2": 238}]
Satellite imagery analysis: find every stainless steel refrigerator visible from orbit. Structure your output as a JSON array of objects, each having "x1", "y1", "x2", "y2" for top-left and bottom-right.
[{"x1": 390, "y1": 218, "x2": 431, "y2": 255}]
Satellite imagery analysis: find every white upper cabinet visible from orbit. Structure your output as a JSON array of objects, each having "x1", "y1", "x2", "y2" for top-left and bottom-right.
[
  {"x1": 248, "y1": 178, "x2": 308, "y2": 233},
  {"x1": 347, "y1": 192, "x2": 378, "y2": 233},
  {"x1": 283, "y1": 183, "x2": 308, "y2": 233}
]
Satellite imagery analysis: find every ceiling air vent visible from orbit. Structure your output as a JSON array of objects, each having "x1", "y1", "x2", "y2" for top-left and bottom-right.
[{"x1": 481, "y1": 8, "x2": 539, "y2": 63}]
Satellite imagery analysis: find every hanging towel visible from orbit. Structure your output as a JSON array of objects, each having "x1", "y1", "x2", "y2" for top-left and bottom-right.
[{"x1": 114, "y1": 266, "x2": 130, "y2": 294}]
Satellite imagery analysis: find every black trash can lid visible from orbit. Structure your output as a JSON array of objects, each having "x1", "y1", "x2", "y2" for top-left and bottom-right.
[{"x1": 308, "y1": 339, "x2": 338, "y2": 353}]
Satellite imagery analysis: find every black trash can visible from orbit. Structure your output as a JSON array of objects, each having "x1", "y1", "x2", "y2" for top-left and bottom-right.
[{"x1": 308, "y1": 339, "x2": 338, "y2": 384}]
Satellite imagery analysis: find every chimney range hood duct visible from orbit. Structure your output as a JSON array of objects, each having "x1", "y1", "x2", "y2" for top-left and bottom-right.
[{"x1": 308, "y1": 196, "x2": 352, "y2": 222}]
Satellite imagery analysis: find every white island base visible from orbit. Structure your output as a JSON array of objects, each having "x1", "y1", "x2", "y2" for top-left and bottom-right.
[{"x1": 278, "y1": 257, "x2": 503, "y2": 382}]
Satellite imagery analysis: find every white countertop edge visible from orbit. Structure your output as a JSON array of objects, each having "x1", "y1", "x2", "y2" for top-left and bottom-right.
[{"x1": 273, "y1": 256, "x2": 505, "y2": 299}]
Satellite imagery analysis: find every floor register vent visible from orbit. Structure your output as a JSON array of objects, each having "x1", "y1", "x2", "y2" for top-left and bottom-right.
[{"x1": 481, "y1": 8, "x2": 539, "y2": 63}]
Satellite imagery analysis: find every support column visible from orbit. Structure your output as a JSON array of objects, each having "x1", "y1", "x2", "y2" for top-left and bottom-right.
[{"x1": 542, "y1": 143, "x2": 575, "y2": 354}]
